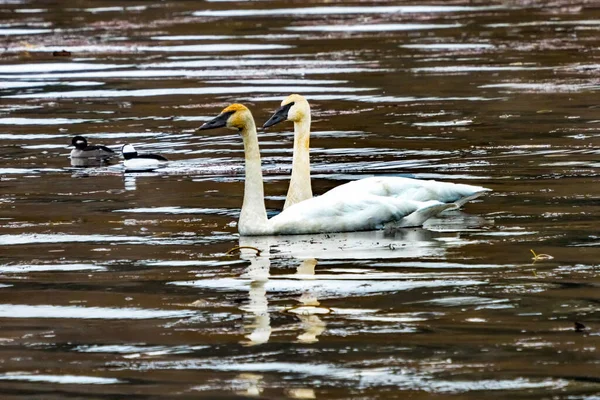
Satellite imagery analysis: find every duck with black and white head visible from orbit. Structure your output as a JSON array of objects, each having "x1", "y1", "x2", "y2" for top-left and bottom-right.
[
  {"x1": 121, "y1": 144, "x2": 168, "y2": 172},
  {"x1": 68, "y1": 135, "x2": 115, "y2": 167}
]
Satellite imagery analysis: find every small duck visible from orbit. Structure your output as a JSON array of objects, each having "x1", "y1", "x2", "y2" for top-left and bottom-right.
[
  {"x1": 69, "y1": 135, "x2": 115, "y2": 159},
  {"x1": 121, "y1": 144, "x2": 168, "y2": 171}
]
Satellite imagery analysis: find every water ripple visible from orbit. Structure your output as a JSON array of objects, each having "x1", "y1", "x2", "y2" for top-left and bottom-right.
[
  {"x1": 173, "y1": 277, "x2": 486, "y2": 296},
  {"x1": 0, "y1": 373, "x2": 121, "y2": 385},
  {"x1": 0, "y1": 304, "x2": 195, "y2": 319},
  {"x1": 288, "y1": 23, "x2": 463, "y2": 32},
  {"x1": 0, "y1": 263, "x2": 105, "y2": 273},
  {"x1": 7, "y1": 85, "x2": 374, "y2": 99},
  {"x1": 194, "y1": 6, "x2": 504, "y2": 18}
]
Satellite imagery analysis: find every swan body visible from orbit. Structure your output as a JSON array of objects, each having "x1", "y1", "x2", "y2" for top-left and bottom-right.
[
  {"x1": 268, "y1": 196, "x2": 454, "y2": 235},
  {"x1": 199, "y1": 104, "x2": 453, "y2": 236},
  {"x1": 263, "y1": 94, "x2": 491, "y2": 209},
  {"x1": 69, "y1": 135, "x2": 114, "y2": 159},
  {"x1": 323, "y1": 176, "x2": 488, "y2": 207},
  {"x1": 122, "y1": 144, "x2": 168, "y2": 172}
]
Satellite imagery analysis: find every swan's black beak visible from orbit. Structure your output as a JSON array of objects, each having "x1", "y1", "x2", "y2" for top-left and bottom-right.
[
  {"x1": 199, "y1": 111, "x2": 235, "y2": 131},
  {"x1": 263, "y1": 102, "x2": 294, "y2": 128}
]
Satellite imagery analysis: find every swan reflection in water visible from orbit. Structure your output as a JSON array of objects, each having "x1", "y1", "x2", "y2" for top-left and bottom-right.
[
  {"x1": 288, "y1": 259, "x2": 329, "y2": 345},
  {"x1": 238, "y1": 246, "x2": 327, "y2": 346},
  {"x1": 237, "y1": 245, "x2": 271, "y2": 346},
  {"x1": 232, "y1": 247, "x2": 326, "y2": 397},
  {"x1": 174, "y1": 217, "x2": 486, "y2": 349},
  {"x1": 231, "y1": 222, "x2": 482, "y2": 347}
]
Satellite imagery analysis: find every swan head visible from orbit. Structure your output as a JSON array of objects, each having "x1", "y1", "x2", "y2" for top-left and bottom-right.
[
  {"x1": 263, "y1": 94, "x2": 309, "y2": 128},
  {"x1": 199, "y1": 104, "x2": 253, "y2": 132}
]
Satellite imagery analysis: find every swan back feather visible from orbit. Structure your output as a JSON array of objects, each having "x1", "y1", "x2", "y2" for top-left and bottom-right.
[{"x1": 324, "y1": 176, "x2": 491, "y2": 206}]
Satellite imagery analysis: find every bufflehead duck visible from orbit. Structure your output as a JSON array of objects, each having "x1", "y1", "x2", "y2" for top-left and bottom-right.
[
  {"x1": 69, "y1": 135, "x2": 115, "y2": 159},
  {"x1": 122, "y1": 144, "x2": 168, "y2": 171}
]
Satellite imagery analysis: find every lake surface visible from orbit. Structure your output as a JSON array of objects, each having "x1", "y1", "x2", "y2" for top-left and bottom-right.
[{"x1": 1, "y1": 0, "x2": 600, "y2": 398}]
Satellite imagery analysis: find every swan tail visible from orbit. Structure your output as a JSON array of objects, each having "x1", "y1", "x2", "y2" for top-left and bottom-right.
[{"x1": 397, "y1": 200, "x2": 458, "y2": 228}]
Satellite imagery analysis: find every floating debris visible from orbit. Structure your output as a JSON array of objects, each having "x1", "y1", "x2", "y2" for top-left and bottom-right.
[
  {"x1": 574, "y1": 321, "x2": 587, "y2": 332},
  {"x1": 225, "y1": 246, "x2": 262, "y2": 256},
  {"x1": 286, "y1": 305, "x2": 332, "y2": 316},
  {"x1": 53, "y1": 50, "x2": 72, "y2": 57},
  {"x1": 530, "y1": 249, "x2": 554, "y2": 261}
]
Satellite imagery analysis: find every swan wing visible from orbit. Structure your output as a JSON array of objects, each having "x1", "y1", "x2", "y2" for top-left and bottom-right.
[
  {"x1": 269, "y1": 194, "x2": 450, "y2": 235},
  {"x1": 322, "y1": 176, "x2": 490, "y2": 206}
]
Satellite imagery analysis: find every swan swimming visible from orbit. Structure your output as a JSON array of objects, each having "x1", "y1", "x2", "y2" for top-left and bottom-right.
[
  {"x1": 263, "y1": 94, "x2": 491, "y2": 210},
  {"x1": 199, "y1": 103, "x2": 455, "y2": 236},
  {"x1": 121, "y1": 144, "x2": 168, "y2": 172},
  {"x1": 69, "y1": 135, "x2": 115, "y2": 159}
]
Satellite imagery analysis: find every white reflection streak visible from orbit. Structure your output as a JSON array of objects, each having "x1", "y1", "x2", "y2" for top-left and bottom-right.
[
  {"x1": 238, "y1": 245, "x2": 271, "y2": 346},
  {"x1": 237, "y1": 238, "x2": 328, "y2": 346},
  {"x1": 287, "y1": 23, "x2": 462, "y2": 32},
  {"x1": 286, "y1": 387, "x2": 317, "y2": 399},
  {"x1": 124, "y1": 175, "x2": 137, "y2": 191},
  {"x1": 293, "y1": 259, "x2": 327, "y2": 344},
  {"x1": 7, "y1": 85, "x2": 373, "y2": 99},
  {"x1": 235, "y1": 373, "x2": 264, "y2": 397},
  {"x1": 194, "y1": 6, "x2": 504, "y2": 17}
]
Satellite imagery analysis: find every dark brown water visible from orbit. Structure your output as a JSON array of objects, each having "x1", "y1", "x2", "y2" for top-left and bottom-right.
[{"x1": 1, "y1": 0, "x2": 600, "y2": 398}]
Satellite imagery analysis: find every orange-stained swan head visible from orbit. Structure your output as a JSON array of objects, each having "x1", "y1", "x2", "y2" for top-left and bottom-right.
[
  {"x1": 263, "y1": 94, "x2": 310, "y2": 128},
  {"x1": 199, "y1": 103, "x2": 254, "y2": 131},
  {"x1": 199, "y1": 103, "x2": 254, "y2": 132}
]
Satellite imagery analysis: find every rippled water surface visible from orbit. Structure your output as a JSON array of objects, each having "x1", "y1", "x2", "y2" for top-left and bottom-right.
[{"x1": 2, "y1": 0, "x2": 600, "y2": 398}]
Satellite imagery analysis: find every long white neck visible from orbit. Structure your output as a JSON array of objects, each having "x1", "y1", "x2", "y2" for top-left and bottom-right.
[
  {"x1": 284, "y1": 113, "x2": 312, "y2": 209},
  {"x1": 238, "y1": 119, "x2": 271, "y2": 235}
]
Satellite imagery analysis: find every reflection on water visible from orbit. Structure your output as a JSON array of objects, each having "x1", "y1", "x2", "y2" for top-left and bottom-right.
[
  {"x1": 175, "y1": 227, "x2": 487, "y2": 351},
  {"x1": 1, "y1": 0, "x2": 600, "y2": 398},
  {"x1": 239, "y1": 246, "x2": 271, "y2": 347},
  {"x1": 241, "y1": 227, "x2": 470, "y2": 259}
]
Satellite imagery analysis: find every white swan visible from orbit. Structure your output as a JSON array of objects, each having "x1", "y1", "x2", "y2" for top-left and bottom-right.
[
  {"x1": 263, "y1": 94, "x2": 491, "y2": 210},
  {"x1": 199, "y1": 104, "x2": 455, "y2": 236}
]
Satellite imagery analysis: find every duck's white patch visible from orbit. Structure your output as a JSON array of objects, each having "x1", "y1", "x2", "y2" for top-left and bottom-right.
[
  {"x1": 124, "y1": 158, "x2": 166, "y2": 172},
  {"x1": 122, "y1": 144, "x2": 136, "y2": 153}
]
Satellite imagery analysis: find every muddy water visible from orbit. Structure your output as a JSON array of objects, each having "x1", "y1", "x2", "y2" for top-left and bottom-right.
[{"x1": 1, "y1": 0, "x2": 600, "y2": 398}]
